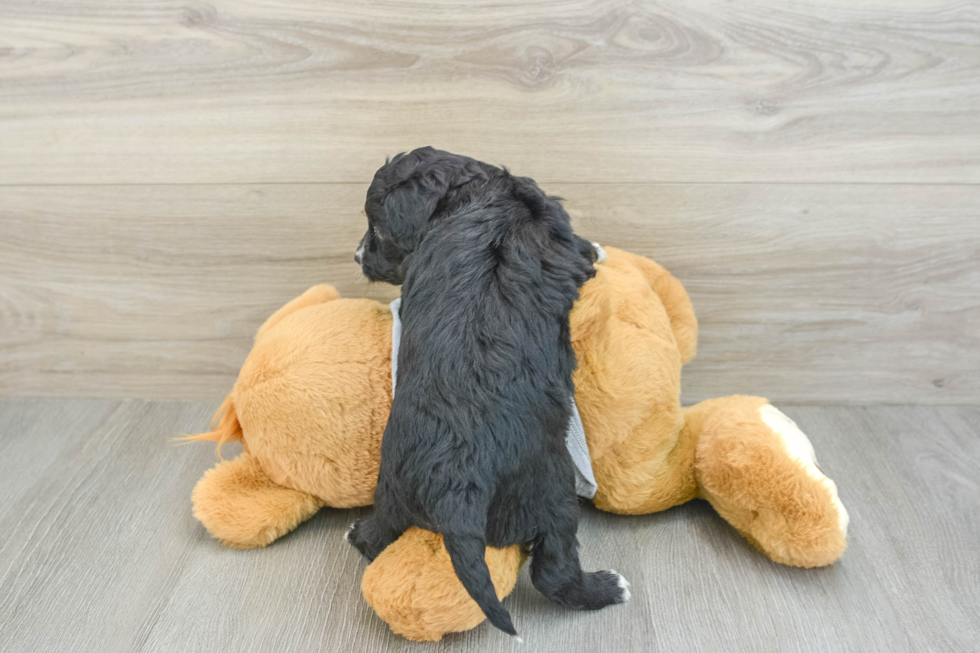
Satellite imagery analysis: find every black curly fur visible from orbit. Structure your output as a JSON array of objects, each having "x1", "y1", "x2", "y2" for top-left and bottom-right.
[{"x1": 348, "y1": 147, "x2": 628, "y2": 637}]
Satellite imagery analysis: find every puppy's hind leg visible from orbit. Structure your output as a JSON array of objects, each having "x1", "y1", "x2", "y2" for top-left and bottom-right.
[{"x1": 529, "y1": 522, "x2": 630, "y2": 610}]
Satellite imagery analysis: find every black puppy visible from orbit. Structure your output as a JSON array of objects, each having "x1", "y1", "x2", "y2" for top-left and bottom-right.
[{"x1": 347, "y1": 147, "x2": 629, "y2": 637}]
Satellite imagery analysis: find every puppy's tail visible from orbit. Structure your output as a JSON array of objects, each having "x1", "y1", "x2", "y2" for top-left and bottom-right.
[{"x1": 442, "y1": 532, "x2": 518, "y2": 637}]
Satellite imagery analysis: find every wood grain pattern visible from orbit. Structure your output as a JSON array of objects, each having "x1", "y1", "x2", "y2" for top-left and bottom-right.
[
  {"x1": 2, "y1": 183, "x2": 977, "y2": 403},
  {"x1": 1, "y1": 0, "x2": 978, "y2": 184},
  {"x1": 568, "y1": 183, "x2": 980, "y2": 404},
  {"x1": 1, "y1": 0, "x2": 978, "y2": 402},
  {"x1": 0, "y1": 399, "x2": 977, "y2": 651}
]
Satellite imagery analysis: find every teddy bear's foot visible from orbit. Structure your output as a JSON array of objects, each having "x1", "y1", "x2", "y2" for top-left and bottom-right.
[
  {"x1": 691, "y1": 396, "x2": 849, "y2": 568},
  {"x1": 361, "y1": 527, "x2": 525, "y2": 642},
  {"x1": 191, "y1": 451, "x2": 324, "y2": 548}
]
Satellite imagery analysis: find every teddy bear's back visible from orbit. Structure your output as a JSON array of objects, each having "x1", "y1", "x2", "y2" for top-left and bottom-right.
[{"x1": 233, "y1": 298, "x2": 394, "y2": 507}]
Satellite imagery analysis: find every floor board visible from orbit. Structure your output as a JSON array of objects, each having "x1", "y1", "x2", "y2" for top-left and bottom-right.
[{"x1": 0, "y1": 399, "x2": 977, "y2": 652}]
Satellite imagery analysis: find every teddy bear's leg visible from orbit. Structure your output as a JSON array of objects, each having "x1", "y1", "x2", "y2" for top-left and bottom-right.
[
  {"x1": 689, "y1": 396, "x2": 849, "y2": 568},
  {"x1": 191, "y1": 451, "x2": 324, "y2": 549},
  {"x1": 589, "y1": 403, "x2": 700, "y2": 516},
  {"x1": 361, "y1": 528, "x2": 524, "y2": 642}
]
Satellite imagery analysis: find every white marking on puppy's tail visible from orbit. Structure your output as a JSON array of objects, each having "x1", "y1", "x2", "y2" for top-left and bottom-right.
[
  {"x1": 343, "y1": 522, "x2": 356, "y2": 542},
  {"x1": 511, "y1": 635, "x2": 525, "y2": 644}
]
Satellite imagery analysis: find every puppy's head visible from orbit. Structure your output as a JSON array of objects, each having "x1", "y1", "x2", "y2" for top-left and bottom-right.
[{"x1": 356, "y1": 147, "x2": 491, "y2": 284}]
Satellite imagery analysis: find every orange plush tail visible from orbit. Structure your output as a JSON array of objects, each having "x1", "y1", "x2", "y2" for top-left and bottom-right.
[{"x1": 175, "y1": 394, "x2": 243, "y2": 458}]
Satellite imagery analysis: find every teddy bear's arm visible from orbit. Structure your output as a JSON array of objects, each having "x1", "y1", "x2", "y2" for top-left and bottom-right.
[{"x1": 255, "y1": 284, "x2": 340, "y2": 341}]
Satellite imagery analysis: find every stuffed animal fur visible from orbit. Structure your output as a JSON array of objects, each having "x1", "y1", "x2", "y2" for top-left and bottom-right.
[{"x1": 186, "y1": 247, "x2": 848, "y2": 641}]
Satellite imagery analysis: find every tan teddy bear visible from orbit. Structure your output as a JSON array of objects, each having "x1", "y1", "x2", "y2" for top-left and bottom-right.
[{"x1": 186, "y1": 247, "x2": 848, "y2": 641}]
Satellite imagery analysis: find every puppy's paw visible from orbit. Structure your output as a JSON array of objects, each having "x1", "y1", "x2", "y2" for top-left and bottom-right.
[
  {"x1": 345, "y1": 517, "x2": 391, "y2": 561},
  {"x1": 582, "y1": 569, "x2": 631, "y2": 609},
  {"x1": 609, "y1": 569, "x2": 631, "y2": 602},
  {"x1": 345, "y1": 520, "x2": 370, "y2": 558}
]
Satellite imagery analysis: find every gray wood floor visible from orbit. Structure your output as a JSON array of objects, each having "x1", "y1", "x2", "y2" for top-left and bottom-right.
[{"x1": 0, "y1": 399, "x2": 977, "y2": 652}]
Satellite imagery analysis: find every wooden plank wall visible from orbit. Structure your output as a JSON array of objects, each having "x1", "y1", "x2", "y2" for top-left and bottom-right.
[{"x1": 1, "y1": 0, "x2": 978, "y2": 403}]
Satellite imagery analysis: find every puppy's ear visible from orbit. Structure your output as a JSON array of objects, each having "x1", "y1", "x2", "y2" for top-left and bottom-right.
[
  {"x1": 509, "y1": 175, "x2": 551, "y2": 218},
  {"x1": 382, "y1": 181, "x2": 445, "y2": 250}
]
